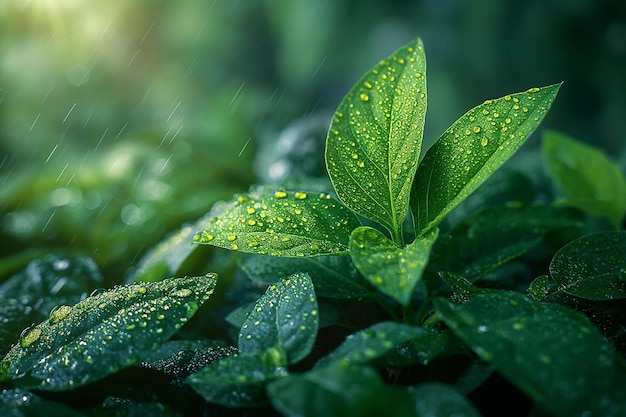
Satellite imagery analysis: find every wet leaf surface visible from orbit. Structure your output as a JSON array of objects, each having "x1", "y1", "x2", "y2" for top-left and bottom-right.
[
  {"x1": 411, "y1": 84, "x2": 561, "y2": 233},
  {"x1": 238, "y1": 273, "x2": 318, "y2": 365},
  {"x1": 549, "y1": 231, "x2": 626, "y2": 300},
  {"x1": 194, "y1": 186, "x2": 361, "y2": 257},
  {"x1": 350, "y1": 226, "x2": 438, "y2": 305},
  {"x1": 0, "y1": 274, "x2": 217, "y2": 390},
  {"x1": 435, "y1": 291, "x2": 626, "y2": 417},
  {"x1": 325, "y1": 38, "x2": 427, "y2": 240}
]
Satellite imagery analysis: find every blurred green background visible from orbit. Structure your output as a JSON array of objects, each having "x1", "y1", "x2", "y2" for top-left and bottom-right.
[{"x1": 1, "y1": 0, "x2": 625, "y2": 282}]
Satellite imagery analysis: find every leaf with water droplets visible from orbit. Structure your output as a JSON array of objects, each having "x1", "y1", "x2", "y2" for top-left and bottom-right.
[
  {"x1": 0, "y1": 274, "x2": 217, "y2": 390},
  {"x1": 549, "y1": 231, "x2": 626, "y2": 300},
  {"x1": 543, "y1": 130, "x2": 626, "y2": 228},
  {"x1": 349, "y1": 226, "x2": 438, "y2": 305},
  {"x1": 435, "y1": 291, "x2": 626, "y2": 417},
  {"x1": 238, "y1": 253, "x2": 372, "y2": 299},
  {"x1": 315, "y1": 321, "x2": 445, "y2": 369},
  {"x1": 325, "y1": 38, "x2": 427, "y2": 242},
  {"x1": 268, "y1": 364, "x2": 415, "y2": 417},
  {"x1": 187, "y1": 352, "x2": 288, "y2": 407},
  {"x1": 411, "y1": 84, "x2": 561, "y2": 233},
  {"x1": 238, "y1": 273, "x2": 318, "y2": 365},
  {"x1": 193, "y1": 186, "x2": 361, "y2": 257}
]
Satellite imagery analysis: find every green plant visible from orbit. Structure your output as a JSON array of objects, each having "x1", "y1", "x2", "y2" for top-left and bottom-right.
[{"x1": 2, "y1": 37, "x2": 626, "y2": 417}]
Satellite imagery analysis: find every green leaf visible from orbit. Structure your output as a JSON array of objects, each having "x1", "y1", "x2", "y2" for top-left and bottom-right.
[
  {"x1": 549, "y1": 231, "x2": 626, "y2": 300},
  {"x1": 350, "y1": 226, "x2": 438, "y2": 305},
  {"x1": 194, "y1": 186, "x2": 361, "y2": 257},
  {"x1": 409, "y1": 383, "x2": 483, "y2": 417},
  {"x1": 315, "y1": 321, "x2": 445, "y2": 369},
  {"x1": 438, "y1": 271, "x2": 488, "y2": 304},
  {"x1": 435, "y1": 291, "x2": 626, "y2": 417},
  {"x1": 543, "y1": 130, "x2": 626, "y2": 228},
  {"x1": 0, "y1": 274, "x2": 217, "y2": 390},
  {"x1": 238, "y1": 273, "x2": 318, "y2": 365},
  {"x1": 411, "y1": 84, "x2": 561, "y2": 233},
  {"x1": 267, "y1": 365, "x2": 416, "y2": 417},
  {"x1": 325, "y1": 38, "x2": 427, "y2": 242},
  {"x1": 238, "y1": 253, "x2": 372, "y2": 299},
  {"x1": 187, "y1": 353, "x2": 288, "y2": 407},
  {"x1": 527, "y1": 275, "x2": 551, "y2": 301}
]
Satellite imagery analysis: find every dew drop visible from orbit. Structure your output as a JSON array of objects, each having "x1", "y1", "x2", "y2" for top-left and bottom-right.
[
  {"x1": 274, "y1": 191, "x2": 287, "y2": 199},
  {"x1": 49, "y1": 305, "x2": 72, "y2": 324},
  {"x1": 481, "y1": 137, "x2": 488, "y2": 147},
  {"x1": 294, "y1": 192, "x2": 307, "y2": 200},
  {"x1": 20, "y1": 326, "x2": 42, "y2": 348},
  {"x1": 246, "y1": 207, "x2": 255, "y2": 214},
  {"x1": 364, "y1": 81, "x2": 372, "y2": 89},
  {"x1": 171, "y1": 288, "x2": 192, "y2": 298},
  {"x1": 227, "y1": 235, "x2": 237, "y2": 241},
  {"x1": 473, "y1": 126, "x2": 481, "y2": 133},
  {"x1": 360, "y1": 93, "x2": 369, "y2": 102}
]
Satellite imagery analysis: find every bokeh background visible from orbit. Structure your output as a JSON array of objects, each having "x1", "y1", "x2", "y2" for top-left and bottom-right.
[{"x1": 1, "y1": 0, "x2": 625, "y2": 281}]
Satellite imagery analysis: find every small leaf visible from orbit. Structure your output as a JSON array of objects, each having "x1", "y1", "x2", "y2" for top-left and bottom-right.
[
  {"x1": 315, "y1": 321, "x2": 445, "y2": 369},
  {"x1": 350, "y1": 226, "x2": 438, "y2": 305},
  {"x1": 543, "y1": 130, "x2": 626, "y2": 228},
  {"x1": 238, "y1": 273, "x2": 318, "y2": 365},
  {"x1": 239, "y1": 253, "x2": 372, "y2": 299},
  {"x1": 325, "y1": 38, "x2": 427, "y2": 241},
  {"x1": 194, "y1": 186, "x2": 361, "y2": 257},
  {"x1": 549, "y1": 231, "x2": 626, "y2": 300},
  {"x1": 527, "y1": 275, "x2": 551, "y2": 301},
  {"x1": 187, "y1": 353, "x2": 288, "y2": 407},
  {"x1": 411, "y1": 84, "x2": 561, "y2": 233},
  {"x1": 435, "y1": 291, "x2": 626, "y2": 417},
  {"x1": 267, "y1": 365, "x2": 415, "y2": 417},
  {"x1": 0, "y1": 274, "x2": 217, "y2": 390},
  {"x1": 409, "y1": 383, "x2": 483, "y2": 417}
]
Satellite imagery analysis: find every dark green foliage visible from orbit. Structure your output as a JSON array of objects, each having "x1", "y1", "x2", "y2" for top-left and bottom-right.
[{"x1": 2, "y1": 35, "x2": 625, "y2": 417}]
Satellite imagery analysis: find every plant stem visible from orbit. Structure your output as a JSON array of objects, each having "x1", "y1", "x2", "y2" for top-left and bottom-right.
[{"x1": 416, "y1": 295, "x2": 434, "y2": 325}]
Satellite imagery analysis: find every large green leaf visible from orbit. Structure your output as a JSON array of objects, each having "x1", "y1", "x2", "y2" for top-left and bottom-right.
[
  {"x1": 0, "y1": 274, "x2": 217, "y2": 390},
  {"x1": 350, "y1": 226, "x2": 438, "y2": 305},
  {"x1": 238, "y1": 273, "x2": 318, "y2": 365},
  {"x1": 194, "y1": 186, "x2": 361, "y2": 257},
  {"x1": 411, "y1": 84, "x2": 561, "y2": 233},
  {"x1": 549, "y1": 231, "x2": 626, "y2": 300},
  {"x1": 238, "y1": 253, "x2": 371, "y2": 299},
  {"x1": 435, "y1": 291, "x2": 626, "y2": 417},
  {"x1": 267, "y1": 365, "x2": 415, "y2": 417},
  {"x1": 543, "y1": 130, "x2": 626, "y2": 228},
  {"x1": 325, "y1": 38, "x2": 427, "y2": 242}
]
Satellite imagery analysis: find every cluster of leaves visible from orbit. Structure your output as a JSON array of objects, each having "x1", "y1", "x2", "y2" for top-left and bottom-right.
[{"x1": 2, "y1": 38, "x2": 626, "y2": 416}]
